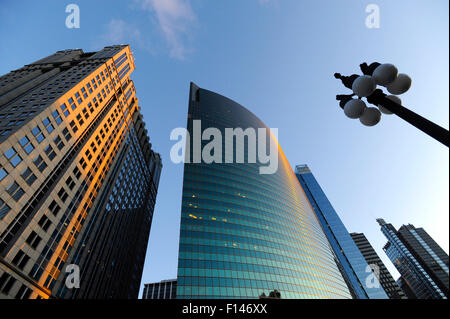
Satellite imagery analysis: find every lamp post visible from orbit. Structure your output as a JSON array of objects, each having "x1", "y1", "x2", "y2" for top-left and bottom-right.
[{"x1": 335, "y1": 62, "x2": 449, "y2": 147}]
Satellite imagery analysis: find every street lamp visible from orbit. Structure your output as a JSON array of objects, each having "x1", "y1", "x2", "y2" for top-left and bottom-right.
[{"x1": 334, "y1": 62, "x2": 449, "y2": 147}]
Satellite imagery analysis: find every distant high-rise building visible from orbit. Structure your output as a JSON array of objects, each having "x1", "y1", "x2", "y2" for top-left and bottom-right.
[
  {"x1": 350, "y1": 232, "x2": 406, "y2": 299},
  {"x1": 397, "y1": 277, "x2": 416, "y2": 299},
  {"x1": 175, "y1": 83, "x2": 352, "y2": 299},
  {"x1": 294, "y1": 165, "x2": 388, "y2": 299},
  {"x1": 377, "y1": 219, "x2": 448, "y2": 299},
  {"x1": 142, "y1": 279, "x2": 177, "y2": 299},
  {"x1": 0, "y1": 45, "x2": 162, "y2": 299}
]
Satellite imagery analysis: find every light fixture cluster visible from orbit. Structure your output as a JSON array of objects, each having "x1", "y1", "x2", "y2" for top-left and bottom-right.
[{"x1": 341, "y1": 63, "x2": 412, "y2": 126}]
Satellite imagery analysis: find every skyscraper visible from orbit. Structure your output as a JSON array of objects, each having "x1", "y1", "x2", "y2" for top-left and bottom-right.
[
  {"x1": 350, "y1": 232, "x2": 406, "y2": 299},
  {"x1": 378, "y1": 219, "x2": 448, "y2": 299},
  {"x1": 294, "y1": 164, "x2": 388, "y2": 299},
  {"x1": 0, "y1": 45, "x2": 162, "y2": 299},
  {"x1": 175, "y1": 83, "x2": 352, "y2": 299},
  {"x1": 142, "y1": 279, "x2": 177, "y2": 299}
]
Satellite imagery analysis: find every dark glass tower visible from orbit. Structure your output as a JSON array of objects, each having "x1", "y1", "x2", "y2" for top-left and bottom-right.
[
  {"x1": 378, "y1": 219, "x2": 448, "y2": 299},
  {"x1": 0, "y1": 45, "x2": 162, "y2": 299},
  {"x1": 350, "y1": 232, "x2": 406, "y2": 299},
  {"x1": 294, "y1": 165, "x2": 388, "y2": 299},
  {"x1": 175, "y1": 83, "x2": 352, "y2": 299}
]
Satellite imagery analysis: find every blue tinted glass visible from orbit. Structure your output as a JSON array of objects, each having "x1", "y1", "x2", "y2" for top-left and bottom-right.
[
  {"x1": 19, "y1": 136, "x2": 30, "y2": 146},
  {"x1": 24, "y1": 143, "x2": 34, "y2": 154},
  {"x1": 32, "y1": 126, "x2": 41, "y2": 136},
  {"x1": 36, "y1": 133, "x2": 44, "y2": 143},
  {"x1": 0, "y1": 168, "x2": 7, "y2": 181},
  {"x1": 4, "y1": 147, "x2": 16, "y2": 159},
  {"x1": 10, "y1": 154, "x2": 22, "y2": 167}
]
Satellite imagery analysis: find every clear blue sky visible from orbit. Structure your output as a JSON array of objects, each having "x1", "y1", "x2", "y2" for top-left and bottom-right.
[{"x1": 1, "y1": 0, "x2": 448, "y2": 297}]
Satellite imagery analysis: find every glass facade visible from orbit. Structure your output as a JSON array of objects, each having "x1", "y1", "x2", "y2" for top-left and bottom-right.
[
  {"x1": 143, "y1": 279, "x2": 177, "y2": 299},
  {"x1": 378, "y1": 219, "x2": 447, "y2": 299},
  {"x1": 350, "y1": 232, "x2": 406, "y2": 299},
  {"x1": 295, "y1": 165, "x2": 388, "y2": 299},
  {"x1": 176, "y1": 83, "x2": 352, "y2": 299}
]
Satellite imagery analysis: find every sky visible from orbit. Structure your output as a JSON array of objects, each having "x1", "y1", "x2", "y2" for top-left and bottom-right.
[{"x1": 0, "y1": 0, "x2": 448, "y2": 298}]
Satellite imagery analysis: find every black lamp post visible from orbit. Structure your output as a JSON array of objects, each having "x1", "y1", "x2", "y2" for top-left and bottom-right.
[{"x1": 335, "y1": 62, "x2": 449, "y2": 147}]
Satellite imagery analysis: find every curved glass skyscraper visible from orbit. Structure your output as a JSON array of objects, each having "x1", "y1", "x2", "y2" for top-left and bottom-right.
[{"x1": 176, "y1": 83, "x2": 352, "y2": 299}]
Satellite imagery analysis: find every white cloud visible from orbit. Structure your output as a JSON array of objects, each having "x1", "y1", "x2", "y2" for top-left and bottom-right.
[
  {"x1": 97, "y1": 19, "x2": 155, "y2": 54},
  {"x1": 137, "y1": 0, "x2": 196, "y2": 60},
  {"x1": 102, "y1": 19, "x2": 141, "y2": 44}
]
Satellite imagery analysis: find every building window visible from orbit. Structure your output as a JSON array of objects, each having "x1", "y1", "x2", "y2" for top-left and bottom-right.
[
  {"x1": 53, "y1": 135, "x2": 65, "y2": 150},
  {"x1": 15, "y1": 284, "x2": 32, "y2": 299},
  {"x1": 82, "y1": 108, "x2": 89, "y2": 120},
  {"x1": 51, "y1": 110, "x2": 63, "y2": 125},
  {"x1": 76, "y1": 114, "x2": 84, "y2": 126},
  {"x1": 11, "y1": 250, "x2": 30, "y2": 270},
  {"x1": 31, "y1": 126, "x2": 45, "y2": 143},
  {"x1": 81, "y1": 87, "x2": 88, "y2": 99},
  {"x1": 42, "y1": 117, "x2": 54, "y2": 134},
  {"x1": 19, "y1": 136, "x2": 34, "y2": 154},
  {"x1": 75, "y1": 92, "x2": 83, "y2": 104},
  {"x1": 7, "y1": 181, "x2": 25, "y2": 201},
  {"x1": 57, "y1": 187, "x2": 69, "y2": 202},
  {"x1": 60, "y1": 103, "x2": 69, "y2": 117},
  {"x1": 44, "y1": 145, "x2": 56, "y2": 161},
  {"x1": 85, "y1": 150, "x2": 92, "y2": 161},
  {"x1": 0, "y1": 198, "x2": 11, "y2": 219},
  {"x1": 79, "y1": 158, "x2": 87, "y2": 170},
  {"x1": 26, "y1": 231, "x2": 42, "y2": 250},
  {"x1": 69, "y1": 120, "x2": 78, "y2": 133},
  {"x1": 4, "y1": 147, "x2": 23, "y2": 167},
  {"x1": 65, "y1": 176, "x2": 76, "y2": 191},
  {"x1": 48, "y1": 200, "x2": 61, "y2": 216},
  {"x1": 38, "y1": 215, "x2": 51, "y2": 232},
  {"x1": 0, "y1": 272, "x2": 16, "y2": 295},
  {"x1": 33, "y1": 155, "x2": 47, "y2": 172},
  {"x1": 21, "y1": 167, "x2": 37, "y2": 186},
  {"x1": 0, "y1": 167, "x2": 7, "y2": 182},
  {"x1": 62, "y1": 127, "x2": 72, "y2": 141},
  {"x1": 68, "y1": 97, "x2": 77, "y2": 111},
  {"x1": 73, "y1": 166, "x2": 81, "y2": 179}
]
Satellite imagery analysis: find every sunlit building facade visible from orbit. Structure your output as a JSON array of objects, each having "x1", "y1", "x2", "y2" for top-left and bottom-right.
[
  {"x1": 0, "y1": 45, "x2": 162, "y2": 299},
  {"x1": 175, "y1": 83, "x2": 352, "y2": 299}
]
